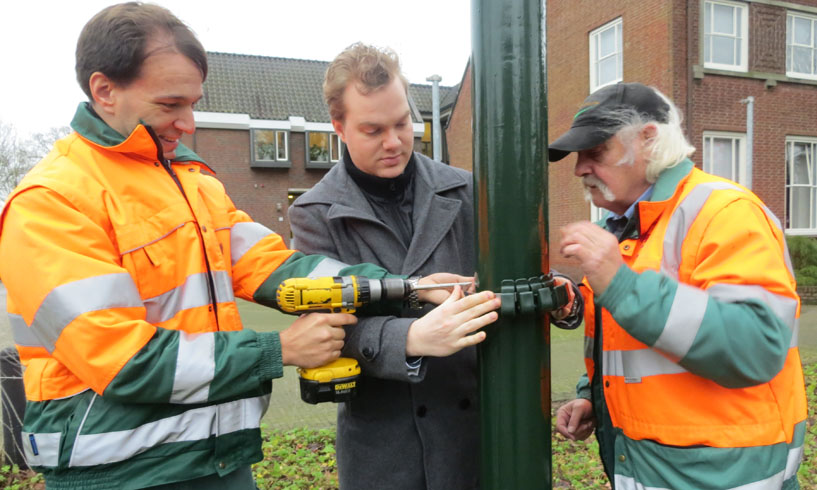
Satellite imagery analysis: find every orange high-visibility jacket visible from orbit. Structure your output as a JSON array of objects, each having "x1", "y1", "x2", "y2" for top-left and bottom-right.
[
  {"x1": 581, "y1": 160, "x2": 807, "y2": 489},
  {"x1": 0, "y1": 103, "x2": 391, "y2": 489}
]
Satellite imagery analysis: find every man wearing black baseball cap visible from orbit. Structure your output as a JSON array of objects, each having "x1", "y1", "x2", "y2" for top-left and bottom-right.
[{"x1": 553, "y1": 82, "x2": 806, "y2": 489}]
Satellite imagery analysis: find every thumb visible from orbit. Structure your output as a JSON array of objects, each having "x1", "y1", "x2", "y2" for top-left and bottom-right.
[{"x1": 443, "y1": 284, "x2": 464, "y2": 304}]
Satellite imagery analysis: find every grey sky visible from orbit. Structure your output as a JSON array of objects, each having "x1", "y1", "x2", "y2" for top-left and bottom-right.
[{"x1": 0, "y1": 0, "x2": 471, "y2": 135}]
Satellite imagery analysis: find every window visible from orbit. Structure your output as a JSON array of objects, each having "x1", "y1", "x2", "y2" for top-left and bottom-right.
[
  {"x1": 787, "y1": 12, "x2": 817, "y2": 79},
  {"x1": 306, "y1": 132, "x2": 342, "y2": 168},
  {"x1": 589, "y1": 18, "x2": 623, "y2": 92},
  {"x1": 786, "y1": 137, "x2": 817, "y2": 232},
  {"x1": 252, "y1": 129, "x2": 289, "y2": 168},
  {"x1": 590, "y1": 203, "x2": 606, "y2": 223},
  {"x1": 420, "y1": 121, "x2": 433, "y2": 158},
  {"x1": 703, "y1": 132, "x2": 747, "y2": 186},
  {"x1": 703, "y1": 0, "x2": 748, "y2": 72}
]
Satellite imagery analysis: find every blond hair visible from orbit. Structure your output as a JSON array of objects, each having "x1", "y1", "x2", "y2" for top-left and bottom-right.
[{"x1": 323, "y1": 42, "x2": 408, "y2": 121}]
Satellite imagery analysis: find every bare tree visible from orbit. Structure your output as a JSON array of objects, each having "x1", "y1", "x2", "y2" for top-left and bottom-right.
[{"x1": 0, "y1": 122, "x2": 71, "y2": 201}]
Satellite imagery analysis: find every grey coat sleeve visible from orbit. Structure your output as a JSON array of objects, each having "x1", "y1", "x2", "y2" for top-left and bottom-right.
[{"x1": 288, "y1": 203, "x2": 427, "y2": 382}]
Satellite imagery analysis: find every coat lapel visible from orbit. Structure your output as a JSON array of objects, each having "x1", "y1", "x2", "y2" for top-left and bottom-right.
[{"x1": 402, "y1": 156, "x2": 466, "y2": 275}]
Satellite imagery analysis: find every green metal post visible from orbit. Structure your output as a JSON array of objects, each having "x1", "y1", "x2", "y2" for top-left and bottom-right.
[{"x1": 472, "y1": 0, "x2": 551, "y2": 489}]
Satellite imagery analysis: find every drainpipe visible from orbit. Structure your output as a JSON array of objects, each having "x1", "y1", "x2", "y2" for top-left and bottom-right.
[
  {"x1": 741, "y1": 96, "x2": 754, "y2": 190},
  {"x1": 472, "y1": 0, "x2": 551, "y2": 488},
  {"x1": 427, "y1": 74, "x2": 443, "y2": 161}
]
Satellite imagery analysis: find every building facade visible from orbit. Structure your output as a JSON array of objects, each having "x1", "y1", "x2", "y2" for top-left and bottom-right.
[
  {"x1": 446, "y1": 0, "x2": 817, "y2": 277},
  {"x1": 184, "y1": 52, "x2": 458, "y2": 244}
]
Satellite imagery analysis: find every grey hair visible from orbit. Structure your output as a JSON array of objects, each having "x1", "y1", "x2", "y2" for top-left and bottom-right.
[{"x1": 605, "y1": 88, "x2": 696, "y2": 183}]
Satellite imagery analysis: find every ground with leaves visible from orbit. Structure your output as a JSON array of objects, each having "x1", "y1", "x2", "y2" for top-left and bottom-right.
[{"x1": 1, "y1": 363, "x2": 815, "y2": 489}]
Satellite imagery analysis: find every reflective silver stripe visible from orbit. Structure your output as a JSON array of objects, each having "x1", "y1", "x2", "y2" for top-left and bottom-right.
[
  {"x1": 728, "y1": 471, "x2": 784, "y2": 490},
  {"x1": 231, "y1": 222, "x2": 274, "y2": 266},
  {"x1": 707, "y1": 283, "x2": 798, "y2": 331},
  {"x1": 27, "y1": 273, "x2": 143, "y2": 352},
  {"x1": 791, "y1": 319, "x2": 799, "y2": 348},
  {"x1": 170, "y1": 332, "x2": 215, "y2": 403},
  {"x1": 785, "y1": 444, "x2": 803, "y2": 480},
  {"x1": 69, "y1": 395, "x2": 269, "y2": 467},
  {"x1": 615, "y1": 468, "x2": 788, "y2": 490},
  {"x1": 119, "y1": 223, "x2": 186, "y2": 255},
  {"x1": 653, "y1": 284, "x2": 708, "y2": 362},
  {"x1": 9, "y1": 313, "x2": 41, "y2": 346},
  {"x1": 661, "y1": 182, "x2": 742, "y2": 279},
  {"x1": 759, "y1": 204, "x2": 795, "y2": 278},
  {"x1": 144, "y1": 271, "x2": 235, "y2": 324},
  {"x1": 602, "y1": 349, "x2": 688, "y2": 378},
  {"x1": 613, "y1": 474, "x2": 669, "y2": 490},
  {"x1": 307, "y1": 257, "x2": 350, "y2": 278},
  {"x1": 584, "y1": 336, "x2": 594, "y2": 359},
  {"x1": 21, "y1": 432, "x2": 61, "y2": 467}
]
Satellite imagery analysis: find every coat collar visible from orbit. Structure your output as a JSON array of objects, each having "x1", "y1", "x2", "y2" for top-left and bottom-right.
[
  {"x1": 70, "y1": 102, "x2": 210, "y2": 170},
  {"x1": 636, "y1": 158, "x2": 695, "y2": 237}
]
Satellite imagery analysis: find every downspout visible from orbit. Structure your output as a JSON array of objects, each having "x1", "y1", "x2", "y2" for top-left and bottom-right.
[
  {"x1": 741, "y1": 96, "x2": 754, "y2": 190},
  {"x1": 427, "y1": 74, "x2": 443, "y2": 161}
]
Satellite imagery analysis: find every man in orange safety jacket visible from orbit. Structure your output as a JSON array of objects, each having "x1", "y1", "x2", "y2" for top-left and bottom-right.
[
  {"x1": 552, "y1": 82, "x2": 807, "y2": 489},
  {"x1": 0, "y1": 3, "x2": 500, "y2": 489}
]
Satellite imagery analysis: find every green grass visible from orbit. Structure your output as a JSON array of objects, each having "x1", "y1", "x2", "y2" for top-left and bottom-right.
[{"x1": 2, "y1": 301, "x2": 815, "y2": 488}]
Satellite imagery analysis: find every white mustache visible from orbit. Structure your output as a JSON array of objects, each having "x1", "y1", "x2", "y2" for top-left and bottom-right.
[{"x1": 582, "y1": 176, "x2": 615, "y2": 203}]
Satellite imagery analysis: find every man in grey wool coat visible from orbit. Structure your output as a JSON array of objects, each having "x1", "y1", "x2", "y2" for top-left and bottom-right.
[{"x1": 289, "y1": 42, "x2": 582, "y2": 489}]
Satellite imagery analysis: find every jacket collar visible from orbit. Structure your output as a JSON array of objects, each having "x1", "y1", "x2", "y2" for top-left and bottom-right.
[
  {"x1": 295, "y1": 152, "x2": 468, "y2": 219},
  {"x1": 636, "y1": 158, "x2": 695, "y2": 237},
  {"x1": 70, "y1": 102, "x2": 208, "y2": 169}
]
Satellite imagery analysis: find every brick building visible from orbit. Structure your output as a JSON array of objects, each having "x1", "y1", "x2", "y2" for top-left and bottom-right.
[
  {"x1": 446, "y1": 0, "x2": 817, "y2": 277},
  {"x1": 184, "y1": 52, "x2": 457, "y2": 244}
]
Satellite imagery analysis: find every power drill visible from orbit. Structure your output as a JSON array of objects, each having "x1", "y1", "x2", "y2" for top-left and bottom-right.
[{"x1": 276, "y1": 275, "x2": 471, "y2": 404}]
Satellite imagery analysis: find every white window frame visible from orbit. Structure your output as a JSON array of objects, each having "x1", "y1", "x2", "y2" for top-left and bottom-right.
[
  {"x1": 785, "y1": 136, "x2": 817, "y2": 234},
  {"x1": 590, "y1": 203, "x2": 606, "y2": 223},
  {"x1": 589, "y1": 18, "x2": 623, "y2": 93},
  {"x1": 703, "y1": 0, "x2": 749, "y2": 72},
  {"x1": 251, "y1": 129, "x2": 289, "y2": 168},
  {"x1": 702, "y1": 131, "x2": 747, "y2": 186},
  {"x1": 329, "y1": 132, "x2": 342, "y2": 163},
  {"x1": 306, "y1": 131, "x2": 342, "y2": 169},
  {"x1": 787, "y1": 11, "x2": 817, "y2": 80}
]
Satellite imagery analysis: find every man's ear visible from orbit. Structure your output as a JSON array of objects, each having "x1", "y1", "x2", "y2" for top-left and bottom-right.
[
  {"x1": 640, "y1": 123, "x2": 658, "y2": 142},
  {"x1": 331, "y1": 119, "x2": 346, "y2": 142},
  {"x1": 88, "y1": 72, "x2": 118, "y2": 116}
]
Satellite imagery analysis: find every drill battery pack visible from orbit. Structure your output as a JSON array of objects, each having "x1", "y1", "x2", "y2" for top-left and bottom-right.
[{"x1": 297, "y1": 357, "x2": 361, "y2": 404}]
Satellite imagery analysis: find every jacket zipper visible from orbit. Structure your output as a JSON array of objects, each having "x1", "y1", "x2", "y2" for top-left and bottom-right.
[{"x1": 146, "y1": 127, "x2": 220, "y2": 329}]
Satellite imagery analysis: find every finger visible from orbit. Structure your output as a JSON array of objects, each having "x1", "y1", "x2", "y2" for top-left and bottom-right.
[
  {"x1": 441, "y1": 284, "x2": 464, "y2": 305},
  {"x1": 324, "y1": 313, "x2": 358, "y2": 326},
  {"x1": 456, "y1": 331, "x2": 487, "y2": 349},
  {"x1": 451, "y1": 289, "x2": 496, "y2": 313},
  {"x1": 457, "y1": 311, "x2": 499, "y2": 335}
]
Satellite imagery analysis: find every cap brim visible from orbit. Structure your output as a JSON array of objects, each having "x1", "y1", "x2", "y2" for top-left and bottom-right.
[{"x1": 548, "y1": 125, "x2": 611, "y2": 162}]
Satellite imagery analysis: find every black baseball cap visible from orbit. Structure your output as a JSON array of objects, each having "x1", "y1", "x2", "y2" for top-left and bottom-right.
[{"x1": 548, "y1": 82, "x2": 670, "y2": 162}]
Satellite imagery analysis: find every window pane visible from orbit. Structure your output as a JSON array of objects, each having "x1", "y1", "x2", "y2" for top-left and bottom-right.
[
  {"x1": 793, "y1": 46, "x2": 813, "y2": 73},
  {"x1": 794, "y1": 17, "x2": 812, "y2": 45},
  {"x1": 792, "y1": 144, "x2": 812, "y2": 184},
  {"x1": 787, "y1": 16, "x2": 793, "y2": 44},
  {"x1": 308, "y1": 133, "x2": 330, "y2": 162},
  {"x1": 713, "y1": 4, "x2": 735, "y2": 34},
  {"x1": 712, "y1": 36, "x2": 736, "y2": 65},
  {"x1": 711, "y1": 138, "x2": 734, "y2": 179},
  {"x1": 791, "y1": 188, "x2": 812, "y2": 228},
  {"x1": 599, "y1": 27, "x2": 617, "y2": 57},
  {"x1": 599, "y1": 57, "x2": 618, "y2": 85},
  {"x1": 330, "y1": 134, "x2": 340, "y2": 161},
  {"x1": 276, "y1": 132, "x2": 287, "y2": 160},
  {"x1": 254, "y1": 130, "x2": 276, "y2": 161}
]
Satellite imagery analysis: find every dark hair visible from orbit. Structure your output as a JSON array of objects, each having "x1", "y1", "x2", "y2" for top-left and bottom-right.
[{"x1": 75, "y1": 2, "x2": 208, "y2": 98}]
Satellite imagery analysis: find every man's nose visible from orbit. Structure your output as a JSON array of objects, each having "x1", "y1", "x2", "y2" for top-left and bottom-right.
[
  {"x1": 383, "y1": 128, "x2": 400, "y2": 149},
  {"x1": 176, "y1": 108, "x2": 196, "y2": 134}
]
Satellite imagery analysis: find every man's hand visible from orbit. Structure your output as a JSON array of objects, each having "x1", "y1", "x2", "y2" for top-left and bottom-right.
[
  {"x1": 406, "y1": 286, "x2": 500, "y2": 357},
  {"x1": 416, "y1": 273, "x2": 476, "y2": 304},
  {"x1": 559, "y1": 221, "x2": 623, "y2": 295},
  {"x1": 555, "y1": 398, "x2": 596, "y2": 441},
  {"x1": 550, "y1": 275, "x2": 577, "y2": 321},
  {"x1": 279, "y1": 313, "x2": 357, "y2": 368}
]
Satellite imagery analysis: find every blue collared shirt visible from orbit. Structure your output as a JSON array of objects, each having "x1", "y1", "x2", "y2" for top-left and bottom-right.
[{"x1": 605, "y1": 186, "x2": 654, "y2": 239}]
